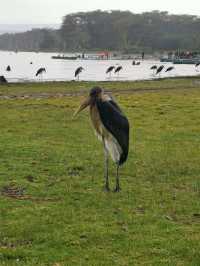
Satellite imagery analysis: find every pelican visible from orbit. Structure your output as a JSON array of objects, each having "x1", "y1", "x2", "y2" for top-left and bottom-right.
[{"x1": 74, "y1": 87, "x2": 129, "y2": 192}]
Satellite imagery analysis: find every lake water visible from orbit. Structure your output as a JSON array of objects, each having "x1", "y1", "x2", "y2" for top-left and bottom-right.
[{"x1": 0, "y1": 51, "x2": 199, "y2": 82}]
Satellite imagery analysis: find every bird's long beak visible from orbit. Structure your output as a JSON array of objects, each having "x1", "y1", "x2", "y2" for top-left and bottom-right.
[{"x1": 73, "y1": 97, "x2": 91, "y2": 118}]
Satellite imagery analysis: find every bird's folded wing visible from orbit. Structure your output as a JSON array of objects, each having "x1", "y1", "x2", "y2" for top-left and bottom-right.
[{"x1": 96, "y1": 99, "x2": 129, "y2": 164}]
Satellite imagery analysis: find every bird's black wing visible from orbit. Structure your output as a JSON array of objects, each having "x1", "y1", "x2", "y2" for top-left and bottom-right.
[
  {"x1": 75, "y1": 67, "x2": 81, "y2": 77},
  {"x1": 96, "y1": 99, "x2": 129, "y2": 165},
  {"x1": 35, "y1": 69, "x2": 40, "y2": 76}
]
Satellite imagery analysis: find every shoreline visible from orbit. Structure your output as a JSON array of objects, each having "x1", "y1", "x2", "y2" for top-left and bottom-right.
[{"x1": 0, "y1": 76, "x2": 200, "y2": 100}]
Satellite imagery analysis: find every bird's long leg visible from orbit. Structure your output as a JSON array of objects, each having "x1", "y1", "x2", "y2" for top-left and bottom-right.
[
  {"x1": 103, "y1": 141, "x2": 110, "y2": 191},
  {"x1": 114, "y1": 164, "x2": 120, "y2": 192}
]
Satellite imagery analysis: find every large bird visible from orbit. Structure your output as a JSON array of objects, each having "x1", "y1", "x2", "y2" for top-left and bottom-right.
[
  {"x1": 195, "y1": 62, "x2": 200, "y2": 71},
  {"x1": 75, "y1": 66, "x2": 84, "y2": 80},
  {"x1": 6, "y1": 65, "x2": 11, "y2": 71},
  {"x1": 132, "y1": 61, "x2": 140, "y2": 66},
  {"x1": 156, "y1": 65, "x2": 164, "y2": 75},
  {"x1": 150, "y1": 65, "x2": 157, "y2": 70},
  {"x1": 74, "y1": 86, "x2": 129, "y2": 192},
  {"x1": 0, "y1": 75, "x2": 7, "y2": 83},
  {"x1": 150, "y1": 65, "x2": 157, "y2": 75},
  {"x1": 106, "y1": 66, "x2": 115, "y2": 77},
  {"x1": 114, "y1": 66, "x2": 122, "y2": 75},
  {"x1": 165, "y1": 66, "x2": 174, "y2": 73},
  {"x1": 35, "y1": 67, "x2": 46, "y2": 78}
]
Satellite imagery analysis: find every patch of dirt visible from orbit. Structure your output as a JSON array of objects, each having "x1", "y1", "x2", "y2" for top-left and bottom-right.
[
  {"x1": 0, "y1": 83, "x2": 200, "y2": 100},
  {"x1": 0, "y1": 239, "x2": 32, "y2": 249},
  {"x1": 1, "y1": 184, "x2": 61, "y2": 202},
  {"x1": 1, "y1": 185, "x2": 25, "y2": 198}
]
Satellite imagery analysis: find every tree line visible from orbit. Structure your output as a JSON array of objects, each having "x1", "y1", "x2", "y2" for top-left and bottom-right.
[{"x1": 0, "y1": 10, "x2": 200, "y2": 53}]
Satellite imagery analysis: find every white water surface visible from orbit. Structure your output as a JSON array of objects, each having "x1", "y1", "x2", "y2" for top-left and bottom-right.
[{"x1": 0, "y1": 51, "x2": 199, "y2": 82}]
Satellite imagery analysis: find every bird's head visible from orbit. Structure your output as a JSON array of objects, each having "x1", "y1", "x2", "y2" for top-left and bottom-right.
[{"x1": 73, "y1": 86, "x2": 103, "y2": 117}]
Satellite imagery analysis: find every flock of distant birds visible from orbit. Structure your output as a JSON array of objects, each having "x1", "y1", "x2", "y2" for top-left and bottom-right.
[
  {"x1": 1, "y1": 59, "x2": 200, "y2": 83},
  {"x1": 74, "y1": 62, "x2": 177, "y2": 80}
]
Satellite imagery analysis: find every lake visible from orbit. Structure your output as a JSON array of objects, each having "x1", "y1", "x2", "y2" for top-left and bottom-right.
[{"x1": 0, "y1": 51, "x2": 199, "y2": 82}]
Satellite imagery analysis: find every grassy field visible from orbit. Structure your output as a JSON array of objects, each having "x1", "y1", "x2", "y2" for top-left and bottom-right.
[{"x1": 0, "y1": 78, "x2": 200, "y2": 265}]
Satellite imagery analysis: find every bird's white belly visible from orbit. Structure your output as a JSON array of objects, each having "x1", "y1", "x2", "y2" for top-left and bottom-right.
[
  {"x1": 93, "y1": 121, "x2": 122, "y2": 163},
  {"x1": 90, "y1": 104, "x2": 122, "y2": 163},
  {"x1": 104, "y1": 133, "x2": 122, "y2": 163}
]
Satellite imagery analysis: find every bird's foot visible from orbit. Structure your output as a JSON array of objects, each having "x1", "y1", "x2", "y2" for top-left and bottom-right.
[
  {"x1": 103, "y1": 184, "x2": 110, "y2": 192},
  {"x1": 113, "y1": 186, "x2": 121, "y2": 193}
]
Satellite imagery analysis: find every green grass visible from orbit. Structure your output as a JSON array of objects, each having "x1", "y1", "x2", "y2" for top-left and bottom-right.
[
  {"x1": 0, "y1": 76, "x2": 200, "y2": 96},
  {"x1": 0, "y1": 79, "x2": 200, "y2": 265}
]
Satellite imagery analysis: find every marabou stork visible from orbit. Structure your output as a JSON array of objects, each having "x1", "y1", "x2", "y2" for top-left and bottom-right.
[
  {"x1": 6, "y1": 65, "x2": 11, "y2": 71},
  {"x1": 35, "y1": 67, "x2": 46, "y2": 79},
  {"x1": 75, "y1": 66, "x2": 84, "y2": 80},
  {"x1": 74, "y1": 87, "x2": 129, "y2": 192},
  {"x1": 114, "y1": 66, "x2": 122, "y2": 76},
  {"x1": 106, "y1": 66, "x2": 115, "y2": 78},
  {"x1": 156, "y1": 65, "x2": 164, "y2": 75},
  {"x1": 150, "y1": 65, "x2": 157, "y2": 75},
  {"x1": 132, "y1": 61, "x2": 140, "y2": 66},
  {"x1": 0, "y1": 76, "x2": 7, "y2": 83},
  {"x1": 150, "y1": 65, "x2": 157, "y2": 70},
  {"x1": 195, "y1": 62, "x2": 200, "y2": 71},
  {"x1": 165, "y1": 66, "x2": 174, "y2": 73}
]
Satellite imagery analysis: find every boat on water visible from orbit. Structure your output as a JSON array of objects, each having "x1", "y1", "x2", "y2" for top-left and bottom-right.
[
  {"x1": 173, "y1": 58, "x2": 200, "y2": 64},
  {"x1": 160, "y1": 51, "x2": 200, "y2": 64},
  {"x1": 51, "y1": 51, "x2": 139, "y2": 61},
  {"x1": 51, "y1": 55, "x2": 78, "y2": 60},
  {"x1": 160, "y1": 57, "x2": 174, "y2": 63},
  {"x1": 160, "y1": 57, "x2": 200, "y2": 64},
  {"x1": 160, "y1": 57, "x2": 200, "y2": 65}
]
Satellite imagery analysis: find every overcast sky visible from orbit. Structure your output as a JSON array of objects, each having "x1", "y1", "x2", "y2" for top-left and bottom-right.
[{"x1": 1, "y1": 0, "x2": 200, "y2": 24}]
